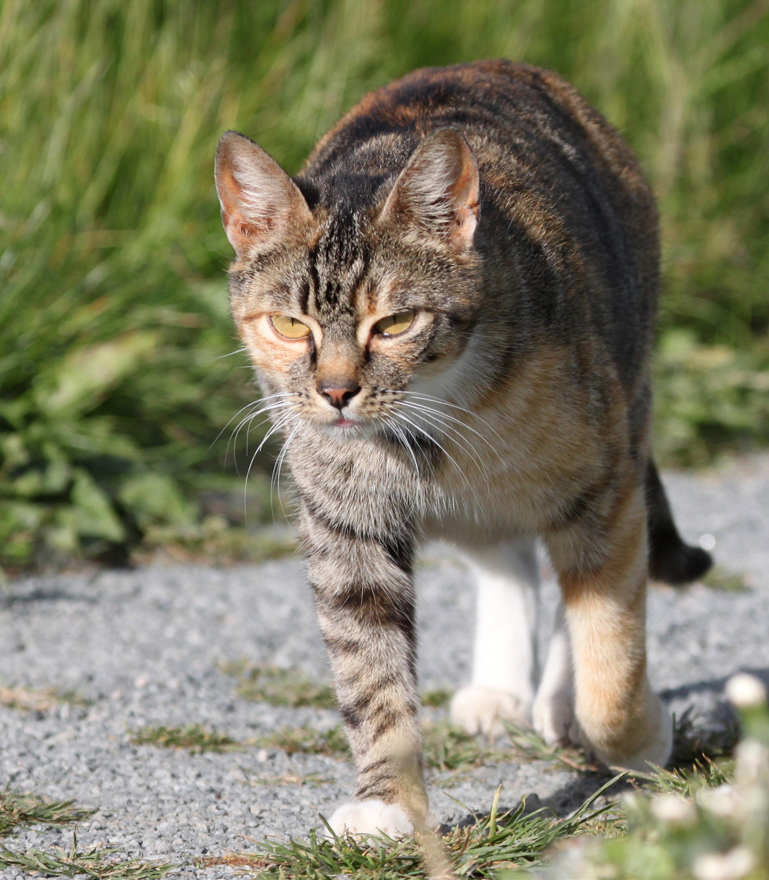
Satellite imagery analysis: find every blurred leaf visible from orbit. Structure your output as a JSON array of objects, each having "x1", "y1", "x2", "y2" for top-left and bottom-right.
[
  {"x1": 654, "y1": 329, "x2": 769, "y2": 467},
  {"x1": 35, "y1": 332, "x2": 160, "y2": 416},
  {"x1": 70, "y1": 468, "x2": 126, "y2": 543},
  {"x1": 118, "y1": 471, "x2": 196, "y2": 530}
]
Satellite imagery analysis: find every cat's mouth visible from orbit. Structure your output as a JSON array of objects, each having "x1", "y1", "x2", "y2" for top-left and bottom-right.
[
  {"x1": 332, "y1": 417, "x2": 358, "y2": 429},
  {"x1": 320, "y1": 414, "x2": 379, "y2": 439}
]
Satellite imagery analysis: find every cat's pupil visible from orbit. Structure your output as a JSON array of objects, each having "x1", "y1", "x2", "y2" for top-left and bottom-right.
[{"x1": 373, "y1": 310, "x2": 416, "y2": 337}]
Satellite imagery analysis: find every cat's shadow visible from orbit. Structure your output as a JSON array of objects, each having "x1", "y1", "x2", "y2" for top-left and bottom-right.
[
  {"x1": 437, "y1": 668, "x2": 769, "y2": 832},
  {"x1": 436, "y1": 771, "x2": 624, "y2": 834},
  {"x1": 661, "y1": 666, "x2": 769, "y2": 702}
]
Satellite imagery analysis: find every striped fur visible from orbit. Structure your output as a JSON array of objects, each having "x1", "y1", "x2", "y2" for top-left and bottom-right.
[{"x1": 215, "y1": 61, "x2": 711, "y2": 836}]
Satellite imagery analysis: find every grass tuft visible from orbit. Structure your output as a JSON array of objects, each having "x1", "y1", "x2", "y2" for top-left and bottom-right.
[
  {"x1": 702, "y1": 565, "x2": 750, "y2": 593},
  {"x1": 254, "y1": 724, "x2": 350, "y2": 759},
  {"x1": 0, "y1": 685, "x2": 87, "y2": 713},
  {"x1": 129, "y1": 723, "x2": 241, "y2": 753},
  {"x1": 224, "y1": 664, "x2": 456, "y2": 712},
  {"x1": 0, "y1": 842, "x2": 176, "y2": 879},
  {"x1": 501, "y1": 722, "x2": 602, "y2": 774},
  {"x1": 250, "y1": 718, "x2": 596, "y2": 776},
  {"x1": 198, "y1": 776, "x2": 619, "y2": 879},
  {"x1": 0, "y1": 790, "x2": 93, "y2": 837},
  {"x1": 132, "y1": 520, "x2": 297, "y2": 567},
  {"x1": 424, "y1": 722, "x2": 513, "y2": 773},
  {"x1": 0, "y1": 789, "x2": 176, "y2": 879},
  {"x1": 421, "y1": 688, "x2": 454, "y2": 708},
  {"x1": 222, "y1": 662, "x2": 337, "y2": 709}
]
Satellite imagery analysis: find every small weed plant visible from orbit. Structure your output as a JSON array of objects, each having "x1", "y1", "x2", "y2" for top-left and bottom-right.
[
  {"x1": 222, "y1": 662, "x2": 337, "y2": 709},
  {"x1": 129, "y1": 723, "x2": 241, "y2": 753}
]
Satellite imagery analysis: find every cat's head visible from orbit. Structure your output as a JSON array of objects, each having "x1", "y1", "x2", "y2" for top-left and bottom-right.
[{"x1": 215, "y1": 128, "x2": 482, "y2": 438}]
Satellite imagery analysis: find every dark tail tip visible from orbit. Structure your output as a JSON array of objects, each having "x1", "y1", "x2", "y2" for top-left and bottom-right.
[
  {"x1": 649, "y1": 532, "x2": 713, "y2": 586},
  {"x1": 646, "y1": 456, "x2": 713, "y2": 587}
]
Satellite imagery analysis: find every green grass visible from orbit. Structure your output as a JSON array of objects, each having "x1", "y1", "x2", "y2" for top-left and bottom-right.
[
  {"x1": 702, "y1": 565, "x2": 750, "y2": 593},
  {"x1": 1, "y1": 0, "x2": 768, "y2": 568},
  {"x1": 4, "y1": 687, "x2": 767, "y2": 878},
  {"x1": 129, "y1": 723, "x2": 242, "y2": 753},
  {"x1": 222, "y1": 662, "x2": 338, "y2": 709},
  {"x1": 254, "y1": 723, "x2": 351, "y2": 759},
  {"x1": 223, "y1": 662, "x2": 456, "y2": 711},
  {"x1": 250, "y1": 717, "x2": 591, "y2": 776},
  {"x1": 0, "y1": 844, "x2": 177, "y2": 879},
  {"x1": 0, "y1": 789, "x2": 93, "y2": 837},
  {"x1": 133, "y1": 518, "x2": 298, "y2": 567},
  {"x1": 421, "y1": 688, "x2": 454, "y2": 708},
  {"x1": 198, "y1": 779, "x2": 618, "y2": 879}
]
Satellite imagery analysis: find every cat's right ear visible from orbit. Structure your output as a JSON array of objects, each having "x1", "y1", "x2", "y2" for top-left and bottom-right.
[
  {"x1": 378, "y1": 128, "x2": 480, "y2": 251},
  {"x1": 215, "y1": 131, "x2": 311, "y2": 258}
]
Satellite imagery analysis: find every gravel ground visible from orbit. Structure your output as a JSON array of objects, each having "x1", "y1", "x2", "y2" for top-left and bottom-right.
[{"x1": 1, "y1": 454, "x2": 768, "y2": 877}]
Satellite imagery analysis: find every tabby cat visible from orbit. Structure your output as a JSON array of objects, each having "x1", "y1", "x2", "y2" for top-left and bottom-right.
[{"x1": 215, "y1": 61, "x2": 711, "y2": 837}]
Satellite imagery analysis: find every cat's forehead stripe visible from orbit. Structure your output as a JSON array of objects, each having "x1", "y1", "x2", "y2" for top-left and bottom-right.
[{"x1": 309, "y1": 208, "x2": 370, "y2": 318}]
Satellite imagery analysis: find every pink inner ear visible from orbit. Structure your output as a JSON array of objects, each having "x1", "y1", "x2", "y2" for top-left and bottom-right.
[
  {"x1": 216, "y1": 133, "x2": 311, "y2": 257},
  {"x1": 450, "y1": 160, "x2": 480, "y2": 247},
  {"x1": 452, "y1": 201, "x2": 479, "y2": 248}
]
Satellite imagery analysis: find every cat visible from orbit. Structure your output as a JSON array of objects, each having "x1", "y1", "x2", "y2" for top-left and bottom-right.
[{"x1": 214, "y1": 60, "x2": 711, "y2": 838}]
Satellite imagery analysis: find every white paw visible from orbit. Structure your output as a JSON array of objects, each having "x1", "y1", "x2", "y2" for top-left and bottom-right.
[
  {"x1": 532, "y1": 686, "x2": 580, "y2": 747},
  {"x1": 327, "y1": 799, "x2": 414, "y2": 840},
  {"x1": 450, "y1": 686, "x2": 531, "y2": 738}
]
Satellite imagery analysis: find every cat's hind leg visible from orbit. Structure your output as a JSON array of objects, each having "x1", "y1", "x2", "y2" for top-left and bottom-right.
[
  {"x1": 451, "y1": 539, "x2": 539, "y2": 737},
  {"x1": 546, "y1": 477, "x2": 672, "y2": 771},
  {"x1": 532, "y1": 602, "x2": 580, "y2": 746}
]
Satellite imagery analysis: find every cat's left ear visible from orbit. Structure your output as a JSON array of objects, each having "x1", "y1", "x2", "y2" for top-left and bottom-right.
[
  {"x1": 215, "y1": 131, "x2": 312, "y2": 259},
  {"x1": 378, "y1": 128, "x2": 480, "y2": 250}
]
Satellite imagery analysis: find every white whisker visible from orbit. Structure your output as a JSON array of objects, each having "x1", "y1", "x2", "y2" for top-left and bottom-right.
[
  {"x1": 399, "y1": 390, "x2": 508, "y2": 445},
  {"x1": 215, "y1": 346, "x2": 249, "y2": 360},
  {"x1": 385, "y1": 417, "x2": 422, "y2": 479},
  {"x1": 398, "y1": 402, "x2": 490, "y2": 480},
  {"x1": 212, "y1": 392, "x2": 299, "y2": 458},
  {"x1": 391, "y1": 411, "x2": 483, "y2": 518},
  {"x1": 230, "y1": 400, "x2": 296, "y2": 469},
  {"x1": 272, "y1": 419, "x2": 301, "y2": 521},
  {"x1": 399, "y1": 399, "x2": 504, "y2": 460},
  {"x1": 243, "y1": 412, "x2": 294, "y2": 522}
]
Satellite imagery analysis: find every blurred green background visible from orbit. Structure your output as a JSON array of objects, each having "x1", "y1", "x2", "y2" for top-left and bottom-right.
[{"x1": 1, "y1": 0, "x2": 768, "y2": 569}]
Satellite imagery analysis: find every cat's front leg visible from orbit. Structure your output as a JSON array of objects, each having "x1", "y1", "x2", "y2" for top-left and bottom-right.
[
  {"x1": 546, "y1": 478, "x2": 672, "y2": 770},
  {"x1": 450, "y1": 539, "x2": 539, "y2": 737},
  {"x1": 300, "y1": 501, "x2": 426, "y2": 839}
]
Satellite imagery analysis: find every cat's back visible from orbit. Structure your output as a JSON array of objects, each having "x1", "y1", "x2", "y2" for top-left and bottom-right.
[
  {"x1": 304, "y1": 59, "x2": 651, "y2": 219},
  {"x1": 301, "y1": 60, "x2": 659, "y2": 398}
]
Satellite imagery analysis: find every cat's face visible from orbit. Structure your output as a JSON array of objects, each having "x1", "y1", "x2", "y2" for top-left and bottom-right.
[{"x1": 216, "y1": 130, "x2": 481, "y2": 438}]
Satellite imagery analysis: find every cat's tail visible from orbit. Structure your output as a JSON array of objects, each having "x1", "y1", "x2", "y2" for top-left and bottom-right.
[{"x1": 646, "y1": 458, "x2": 713, "y2": 585}]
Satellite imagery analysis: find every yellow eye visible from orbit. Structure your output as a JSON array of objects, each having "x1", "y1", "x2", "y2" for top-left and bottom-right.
[
  {"x1": 373, "y1": 310, "x2": 416, "y2": 337},
  {"x1": 271, "y1": 315, "x2": 311, "y2": 339}
]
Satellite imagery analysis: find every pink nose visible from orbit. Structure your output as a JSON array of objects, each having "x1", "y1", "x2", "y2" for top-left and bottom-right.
[{"x1": 317, "y1": 379, "x2": 361, "y2": 410}]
